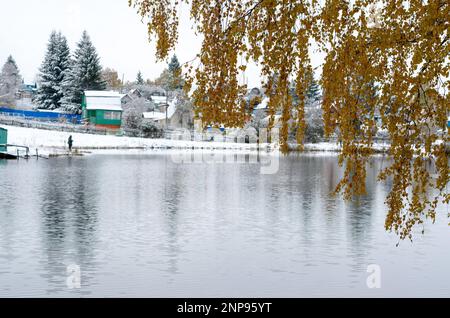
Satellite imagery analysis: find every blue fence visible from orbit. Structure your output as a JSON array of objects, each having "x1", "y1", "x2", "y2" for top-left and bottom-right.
[{"x1": 0, "y1": 107, "x2": 82, "y2": 124}]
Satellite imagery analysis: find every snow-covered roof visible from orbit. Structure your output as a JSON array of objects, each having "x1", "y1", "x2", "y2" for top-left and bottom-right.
[
  {"x1": 86, "y1": 104, "x2": 123, "y2": 111},
  {"x1": 129, "y1": 88, "x2": 141, "y2": 95},
  {"x1": 261, "y1": 114, "x2": 282, "y2": 125},
  {"x1": 142, "y1": 99, "x2": 177, "y2": 121},
  {"x1": 85, "y1": 91, "x2": 123, "y2": 111},
  {"x1": 143, "y1": 111, "x2": 167, "y2": 121},
  {"x1": 254, "y1": 97, "x2": 269, "y2": 110},
  {"x1": 151, "y1": 95, "x2": 167, "y2": 104},
  {"x1": 166, "y1": 99, "x2": 176, "y2": 118},
  {"x1": 84, "y1": 90, "x2": 124, "y2": 98}
]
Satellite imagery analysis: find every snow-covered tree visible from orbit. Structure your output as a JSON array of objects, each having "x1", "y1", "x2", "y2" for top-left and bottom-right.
[
  {"x1": 287, "y1": 71, "x2": 324, "y2": 143},
  {"x1": 306, "y1": 77, "x2": 321, "y2": 102},
  {"x1": 168, "y1": 54, "x2": 183, "y2": 90},
  {"x1": 168, "y1": 54, "x2": 180, "y2": 73},
  {"x1": 172, "y1": 90, "x2": 194, "y2": 128},
  {"x1": 304, "y1": 104, "x2": 324, "y2": 143},
  {"x1": 0, "y1": 55, "x2": 22, "y2": 106},
  {"x1": 247, "y1": 109, "x2": 268, "y2": 140},
  {"x1": 290, "y1": 68, "x2": 321, "y2": 107},
  {"x1": 62, "y1": 31, "x2": 106, "y2": 112},
  {"x1": 60, "y1": 57, "x2": 79, "y2": 113},
  {"x1": 141, "y1": 120, "x2": 163, "y2": 138},
  {"x1": 35, "y1": 32, "x2": 71, "y2": 110},
  {"x1": 122, "y1": 107, "x2": 143, "y2": 136},
  {"x1": 123, "y1": 96, "x2": 150, "y2": 113},
  {"x1": 303, "y1": 75, "x2": 324, "y2": 143},
  {"x1": 136, "y1": 71, "x2": 144, "y2": 85}
]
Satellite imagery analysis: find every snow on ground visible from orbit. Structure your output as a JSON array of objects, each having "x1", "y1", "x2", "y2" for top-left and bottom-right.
[
  {"x1": 0, "y1": 124, "x2": 268, "y2": 152},
  {"x1": 1, "y1": 124, "x2": 392, "y2": 155},
  {"x1": 302, "y1": 141, "x2": 390, "y2": 152}
]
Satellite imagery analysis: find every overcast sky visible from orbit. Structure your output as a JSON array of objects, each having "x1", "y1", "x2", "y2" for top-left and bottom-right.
[
  {"x1": 0, "y1": 0, "x2": 201, "y2": 85},
  {"x1": 0, "y1": 0, "x2": 323, "y2": 88}
]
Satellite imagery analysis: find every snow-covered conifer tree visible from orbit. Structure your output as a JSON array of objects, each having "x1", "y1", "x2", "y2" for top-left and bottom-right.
[
  {"x1": 62, "y1": 31, "x2": 106, "y2": 113},
  {"x1": 136, "y1": 71, "x2": 144, "y2": 85},
  {"x1": 168, "y1": 54, "x2": 183, "y2": 90},
  {"x1": 306, "y1": 77, "x2": 321, "y2": 102},
  {"x1": 35, "y1": 31, "x2": 71, "y2": 110},
  {"x1": 0, "y1": 55, "x2": 22, "y2": 105}
]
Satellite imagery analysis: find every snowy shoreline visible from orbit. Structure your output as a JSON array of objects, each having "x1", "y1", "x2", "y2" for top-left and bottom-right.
[{"x1": 0, "y1": 124, "x2": 391, "y2": 156}]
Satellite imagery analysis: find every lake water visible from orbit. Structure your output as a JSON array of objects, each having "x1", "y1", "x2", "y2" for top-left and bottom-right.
[{"x1": 0, "y1": 152, "x2": 449, "y2": 297}]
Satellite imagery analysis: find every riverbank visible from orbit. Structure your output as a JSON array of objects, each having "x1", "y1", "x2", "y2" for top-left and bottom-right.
[
  {"x1": 0, "y1": 124, "x2": 392, "y2": 155},
  {"x1": 0, "y1": 124, "x2": 270, "y2": 153}
]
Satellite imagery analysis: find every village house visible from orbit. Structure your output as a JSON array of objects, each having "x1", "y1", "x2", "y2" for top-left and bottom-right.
[
  {"x1": 148, "y1": 88, "x2": 167, "y2": 106},
  {"x1": 142, "y1": 99, "x2": 176, "y2": 128},
  {"x1": 121, "y1": 88, "x2": 143, "y2": 105},
  {"x1": 119, "y1": 86, "x2": 194, "y2": 130},
  {"x1": 82, "y1": 91, "x2": 124, "y2": 129}
]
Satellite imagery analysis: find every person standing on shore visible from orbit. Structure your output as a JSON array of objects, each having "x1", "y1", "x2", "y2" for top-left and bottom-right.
[{"x1": 68, "y1": 135, "x2": 73, "y2": 152}]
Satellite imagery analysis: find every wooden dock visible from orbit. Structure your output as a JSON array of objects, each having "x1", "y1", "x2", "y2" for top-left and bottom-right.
[
  {"x1": 0, "y1": 152, "x2": 18, "y2": 159},
  {"x1": 0, "y1": 144, "x2": 49, "y2": 160}
]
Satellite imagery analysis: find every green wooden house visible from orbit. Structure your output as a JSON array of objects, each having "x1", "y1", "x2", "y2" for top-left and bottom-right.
[
  {"x1": 82, "y1": 91, "x2": 124, "y2": 129},
  {"x1": 0, "y1": 127, "x2": 7, "y2": 152}
]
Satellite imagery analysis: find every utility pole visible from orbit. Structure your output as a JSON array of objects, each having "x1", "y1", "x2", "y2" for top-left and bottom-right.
[{"x1": 165, "y1": 88, "x2": 168, "y2": 127}]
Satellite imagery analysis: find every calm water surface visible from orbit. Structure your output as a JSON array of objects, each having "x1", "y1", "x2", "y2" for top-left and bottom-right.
[{"x1": 0, "y1": 153, "x2": 449, "y2": 297}]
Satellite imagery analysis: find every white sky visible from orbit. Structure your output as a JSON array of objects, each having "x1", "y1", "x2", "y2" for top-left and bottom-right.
[
  {"x1": 0, "y1": 0, "x2": 197, "y2": 85},
  {"x1": 0, "y1": 0, "x2": 324, "y2": 88}
]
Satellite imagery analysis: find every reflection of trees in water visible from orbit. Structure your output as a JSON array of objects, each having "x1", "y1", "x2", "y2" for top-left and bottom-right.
[
  {"x1": 344, "y1": 158, "x2": 381, "y2": 267},
  {"x1": 319, "y1": 158, "x2": 344, "y2": 249},
  {"x1": 70, "y1": 160, "x2": 99, "y2": 264},
  {"x1": 129, "y1": 157, "x2": 146, "y2": 216},
  {"x1": 39, "y1": 158, "x2": 98, "y2": 294},
  {"x1": 278, "y1": 155, "x2": 380, "y2": 268},
  {"x1": 160, "y1": 156, "x2": 185, "y2": 276},
  {"x1": 295, "y1": 156, "x2": 318, "y2": 245},
  {"x1": 0, "y1": 162, "x2": 19, "y2": 261},
  {"x1": 263, "y1": 155, "x2": 324, "y2": 256}
]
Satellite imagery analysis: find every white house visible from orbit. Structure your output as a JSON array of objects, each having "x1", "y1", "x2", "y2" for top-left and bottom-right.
[{"x1": 142, "y1": 99, "x2": 177, "y2": 126}]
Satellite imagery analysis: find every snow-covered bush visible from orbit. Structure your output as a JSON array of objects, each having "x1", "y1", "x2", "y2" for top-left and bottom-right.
[
  {"x1": 304, "y1": 106, "x2": 324, "y2": 143},
  {"x1": 122, "y1": 108, "x2": 143, "y2": 136},
  {"x1": 61, "y1": 103, "x2": 82, "y2": 114},
  {"x1": 141, "y1": 120, "x2": 163, "y2": 138}
]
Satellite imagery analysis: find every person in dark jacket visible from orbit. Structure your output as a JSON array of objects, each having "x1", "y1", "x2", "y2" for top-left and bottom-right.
[{"x1": 68, "y1": 135, "x2": 73, "y2": 152}]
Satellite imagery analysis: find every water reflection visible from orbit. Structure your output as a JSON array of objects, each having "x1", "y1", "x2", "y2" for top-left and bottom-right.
[
  {"x1": 160, "y1": 156, "x2": 184, "y2": 276},
  {"x1": 0, "y1": 153, "x2": 449, "y2": 297},
  {"x1": 39, "y1": 158, "x2": 98, "y2": 295}
]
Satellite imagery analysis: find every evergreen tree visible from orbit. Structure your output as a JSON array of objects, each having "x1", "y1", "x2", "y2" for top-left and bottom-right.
[
  {"x1": 35, "y1": 31, "x2": 71, "y2": 110},
  {"x1": 168, "y1": 54, "x2": 183, "y2": 90},
  {"x1": 306, "y1": 77, "x2": 321, "y2": 102},
  {"x1": 290, "y1": 69, "x2": 322, "y2": 107},
  {"x1": 60, "y1": 58, "x2": 79, "y2": 113},
  {"x1": 62, "y1": 31, "x2": 106, "y2": 112},
  {"x1": 0, "y1": 55, "x2": 22, "y2": 105},
  {"x1": 136, "y1": 71, "x2": 144, "y2": 85},
  {"x1": 168, "y1": 54, "x2": 180, "y2": 74}
]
